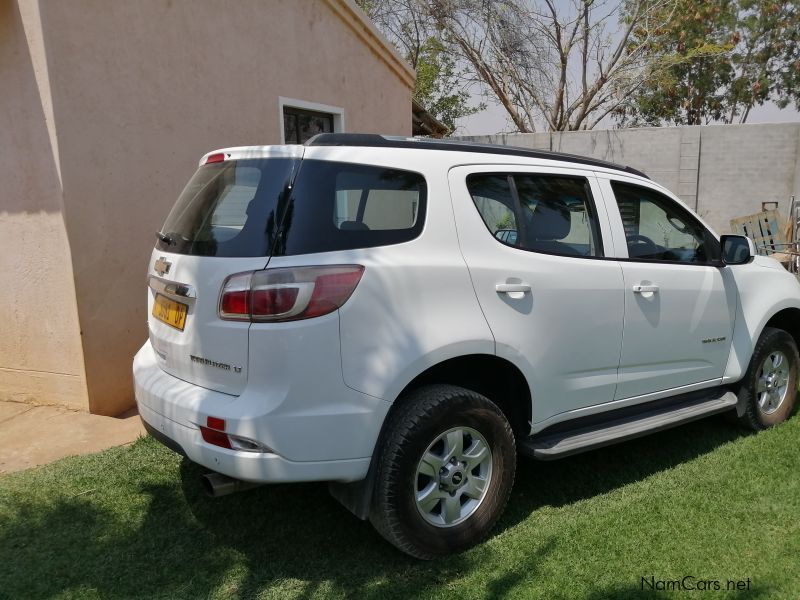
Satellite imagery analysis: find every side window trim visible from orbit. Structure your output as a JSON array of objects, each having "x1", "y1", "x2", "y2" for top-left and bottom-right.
[
  {"x1": 603, "y1": 177, "x2": 720, "y2": 265},
  {"x1": 466, "y1": 170, "x2": 607, "y2": 259},
  {"x1": 506, "y1": 175, "x2": 531, "y2": 250}
]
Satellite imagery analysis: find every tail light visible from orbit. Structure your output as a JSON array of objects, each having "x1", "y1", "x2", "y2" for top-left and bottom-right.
[{"x1": 219, "y1": 265, "x2": 364, "y2": 322}]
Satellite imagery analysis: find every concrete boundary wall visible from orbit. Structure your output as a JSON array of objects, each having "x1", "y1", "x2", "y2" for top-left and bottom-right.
[{"x1": 457, "y1": 123, "x2": 800, "y2": 234}]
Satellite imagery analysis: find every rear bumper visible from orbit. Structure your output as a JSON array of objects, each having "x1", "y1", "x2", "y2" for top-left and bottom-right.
[{"x1": 133, "y1": 341, "x2": 386, "y2": 483}]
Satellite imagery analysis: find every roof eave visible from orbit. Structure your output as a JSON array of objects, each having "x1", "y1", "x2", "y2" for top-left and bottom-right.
[{"x1": 323, "y1": 0, "x2": 416, "y2": 91}]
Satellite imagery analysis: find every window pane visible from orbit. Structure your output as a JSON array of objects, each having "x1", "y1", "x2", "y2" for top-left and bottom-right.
[
  {"x1": 160, "y1": 159, "x2": 426, "y2": 257},
  {"x1": 361, "y1": 190, "x2": 418, "y2": 230},
  {"x1": 611, "y1": 182, "x2": 709, "y2": 263},
  {"x1": 466, "y1": 175, "x2": 520, "y2": 248},
  {"x1": 468, "y1": 174, "x2": 601, "y2": 257},
  {"x1": 332, "y1": 187, "x2": 418, "y2": 231},
  {"x1": 284, "y1": 113, "x2": 298, "y2": 143},
  {"x1": 209, "y1": 167, "x2": 261, "y2": 228},
  {"x1": 157, "y1": 159, "x2": 297, "y2": 257},
  {"x1": 283, "y1": 107, "x2": 335, "y2": 143},
  {"x1": 514, "y1": 175, "x2": 601, "y2": 257},
  {"x1": 274, "y1": 160, "x2": 427, "y2": 255},
  {"x1": 291, "y1": 112, "x2": 331, "y2": 142}
]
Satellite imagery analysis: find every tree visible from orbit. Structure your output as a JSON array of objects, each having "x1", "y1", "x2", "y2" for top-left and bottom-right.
[
  {"x1": 730, "y1": 0, "x2": 800, "y2": 121},
  {"x1": 617, "y1": 0, "x2": 800, "y2": 125},
  {"x1": 413, "y1": 37, "x2": 484, "y2": 131},
  {"x1": 424, "y1": 0, "x2": 680, "y2": 132},
  {"x1": 356, "y1": 0, "x2": 482, "y2": 132}
]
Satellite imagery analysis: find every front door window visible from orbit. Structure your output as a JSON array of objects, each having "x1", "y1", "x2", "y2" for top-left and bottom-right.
[{"x1": 611, "y1": 181, "x2": 715, "y2": 263}]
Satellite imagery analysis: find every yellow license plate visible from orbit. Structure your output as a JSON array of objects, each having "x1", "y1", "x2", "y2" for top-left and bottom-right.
[{"x1": 152, "y1": 294, "x2": 188, "y2": 331}]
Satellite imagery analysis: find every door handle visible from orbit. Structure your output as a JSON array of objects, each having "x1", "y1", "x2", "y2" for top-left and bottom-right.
[
  {"x1": 632, "y1": 284, "x2": 659, "y2": 294},
  {"x1": 496, "y1": 283, "x2": 531, "y2": 294}
]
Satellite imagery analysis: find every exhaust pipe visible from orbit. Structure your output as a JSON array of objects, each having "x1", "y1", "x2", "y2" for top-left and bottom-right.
[{"x1": 202, "y1": 472, "x2": 263, "y2": 497}]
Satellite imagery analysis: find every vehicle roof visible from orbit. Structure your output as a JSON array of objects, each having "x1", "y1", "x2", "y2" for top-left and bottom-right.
[{"x1": 305, "y1": 133, "x2": 649, "y2": 179}]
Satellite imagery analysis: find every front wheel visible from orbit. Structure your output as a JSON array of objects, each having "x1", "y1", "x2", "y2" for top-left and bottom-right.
[
  {"x1": 370, "y1": 384, "x2": 516, "y2": 559},
  {"x1": 736, "y1": 327, "x2": 798, "y2": 431}
]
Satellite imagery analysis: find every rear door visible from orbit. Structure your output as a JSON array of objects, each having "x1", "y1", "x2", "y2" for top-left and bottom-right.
[
  {"x1": 449, "y1": 165, "x2": 625, "y2": 425},
  {"x1": 147, "y1": 148, "x2": 301, "y2": 395},
  {"x1": 598, "y1": 176, "x2": 736, "y2": 400}
]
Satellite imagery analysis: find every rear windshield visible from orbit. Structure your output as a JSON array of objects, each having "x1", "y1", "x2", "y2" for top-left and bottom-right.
[{"x1": 157, "y1": 159, "x2": 426, "y2": 257}]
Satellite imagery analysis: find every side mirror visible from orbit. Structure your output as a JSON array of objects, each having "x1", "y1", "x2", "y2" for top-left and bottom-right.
[{"x1": 720, "y1": 234, "x2": 756, "y2": 265}]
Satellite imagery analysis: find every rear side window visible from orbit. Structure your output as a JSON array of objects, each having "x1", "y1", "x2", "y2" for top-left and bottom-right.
[
  {"x1": 467, "y1": 173, "x2": 603, "y2": 257},
  {"x1": 334, "y1": 173, "x2": 420, "y2": 231},
  {"x1": 157, "y1": 158, "x2": 426, "y2": 257},
  {"x1": 469, "y1": 175, "x2": 517, "y2": 239},
  {"x1": 274, "y1": 161, "x2": 426, "y2": 256}
]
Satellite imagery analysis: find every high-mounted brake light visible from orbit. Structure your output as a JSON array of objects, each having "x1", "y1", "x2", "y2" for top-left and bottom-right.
[
  {"x1": 219, "y1": 265, "x2": 364, "y2": 322},
  {"x1": 205, "y1": 152, "x2": 225, "y2": 164}
]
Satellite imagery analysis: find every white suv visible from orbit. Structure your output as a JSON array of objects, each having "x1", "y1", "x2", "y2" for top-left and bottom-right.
[{"x1": 134, "y1": 134, "x2": 800, "y2": 558}]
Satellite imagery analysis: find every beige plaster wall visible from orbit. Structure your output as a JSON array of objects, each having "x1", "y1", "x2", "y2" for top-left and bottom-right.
[
  {"x1": 33, "y1": 0, "x2": 412, "y2": 414},
  {"x1": 0, "y1": 0, "x2": 88, "y2": 410}
]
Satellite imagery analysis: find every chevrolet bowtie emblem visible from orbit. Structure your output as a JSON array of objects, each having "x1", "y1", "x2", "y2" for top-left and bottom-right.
[{"x1": 154, "y1": 257, "x2": 172, "y2": 276}]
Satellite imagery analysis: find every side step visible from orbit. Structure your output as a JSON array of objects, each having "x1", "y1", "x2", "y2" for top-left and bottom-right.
[{"x1": 519, "y1": 389, "x2": 738, "y2": 460}]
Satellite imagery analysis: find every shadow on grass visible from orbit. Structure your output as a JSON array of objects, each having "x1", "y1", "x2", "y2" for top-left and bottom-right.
[
  {"x1": 0, "y1": 415, "x2": 761, "y2": 599},
  {"x1": 500, "y1": 414, "x2": 746, "y2": 533}
]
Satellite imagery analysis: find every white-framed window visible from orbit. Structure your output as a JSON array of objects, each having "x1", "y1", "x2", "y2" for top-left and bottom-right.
[{"x1": 278, "y1": 97, "x2": 345, "y2": 144}]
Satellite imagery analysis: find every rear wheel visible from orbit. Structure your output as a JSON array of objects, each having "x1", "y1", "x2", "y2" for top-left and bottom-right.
[
  {"x1": 736, "y1": 327, "x2": 798, "y2": 431},
  {"x1": 370, "y1": 384, "x2": 516, "y2": 559}
]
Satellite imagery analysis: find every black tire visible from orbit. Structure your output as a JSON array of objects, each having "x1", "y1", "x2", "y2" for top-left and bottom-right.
[
  {"x1": 370, "y1": 384, "x2": 516, "y2": 559},
  {"x1": 736, "y1": 327, "x2": 798, "y2": 431}
]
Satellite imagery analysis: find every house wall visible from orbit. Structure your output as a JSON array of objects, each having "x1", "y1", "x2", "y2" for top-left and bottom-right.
[
  {"x1": 5, "y1": 0, "x2": 412, "y2": 415},
  {"x1": 459, "y1": 123, "x2": 800, "y2": 235},
  {"x1": 0, "y1": 0, "x2": 88, "y2": 409}
]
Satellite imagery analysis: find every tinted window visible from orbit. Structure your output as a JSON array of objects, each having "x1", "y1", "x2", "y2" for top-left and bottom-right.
[
  {"x1": 467, "y1": 174, "x2": 603, "y2": 257},
  {"x1": 157, "y1": 158, "x2": 297, "y2": 257},
  {"x1": 611, "y1": 182, "x2": 715, "y2": 263},
  {"x1": 274, "y1": 160, "x2": 426, "y2": 256},
  {"x1": 469, "y1": 175, "x2": 517, "y2": 241},
  {"x1": 157, "y1": 159, "x2": 426, "y2": 257},
  {"x1": 334, "y1": 172, "x2": 420, "y2": 231}
]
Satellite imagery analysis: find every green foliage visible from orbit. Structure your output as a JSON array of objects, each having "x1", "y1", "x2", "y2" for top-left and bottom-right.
[
  {"x1": 413, "y1": 38, "x2": 483, "y2": 132},
  {"x1": 618, "y1": 0, "x2": 800, "y2": 125},
  {"x1": 734, "y1": 0, "x2": 800, "y2": 113},
  {"x1": 355, "y1": 0, "x2": 481, "y2": 134},
  {"x1": 495, "y1": 212, "x2": 516, "y2": 231}
]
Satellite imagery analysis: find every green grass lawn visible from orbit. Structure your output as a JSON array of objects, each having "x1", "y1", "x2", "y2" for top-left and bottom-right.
[{"x1": 1, "y1": 412, "x2": 798, "y2": 600}]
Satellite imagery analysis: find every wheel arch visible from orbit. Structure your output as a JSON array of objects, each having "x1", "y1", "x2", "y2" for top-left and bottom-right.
[
  {"x1": 763, "y1": 307, "x2": 800, "y2": 350},
  {"x1": 329, "y1": 353, "x2": 532, "y2": 520},
  {"x1": 394, "y1": 354, "x2": 532, "y2": 437},
  {"x1": 727, "y1": 307, "x2": 800, "y2": 382}
]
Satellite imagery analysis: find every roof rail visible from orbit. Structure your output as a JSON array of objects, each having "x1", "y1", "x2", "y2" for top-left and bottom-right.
[{"x1": 305, "y1": 133, "x2": 649, "y2": 179}]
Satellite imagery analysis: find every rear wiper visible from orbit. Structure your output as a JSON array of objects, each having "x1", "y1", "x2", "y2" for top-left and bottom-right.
[{"x1": 156, "y1": 231, "x2": 175, "y2": 245}]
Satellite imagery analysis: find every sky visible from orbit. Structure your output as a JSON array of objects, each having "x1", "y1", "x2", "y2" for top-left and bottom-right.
[
  {"x1": 447, "y1": 0, "x2": 800, "y2": 137},
  {"x1": 454, "y1": 91, "x2": 800, "y2": 137}
]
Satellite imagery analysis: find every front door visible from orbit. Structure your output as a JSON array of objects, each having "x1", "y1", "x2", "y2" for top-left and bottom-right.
[
  {"x1": 599, "y1": 177, "x2": 737, "y2": 400},
  {"x1": 449, "y1": 166, "x2": 625, "y2": 426}
]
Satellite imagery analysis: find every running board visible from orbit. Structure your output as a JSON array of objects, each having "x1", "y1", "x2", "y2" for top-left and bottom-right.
[{"x1": 520, "y1": 389, "x2": 738, "y2": 460}]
